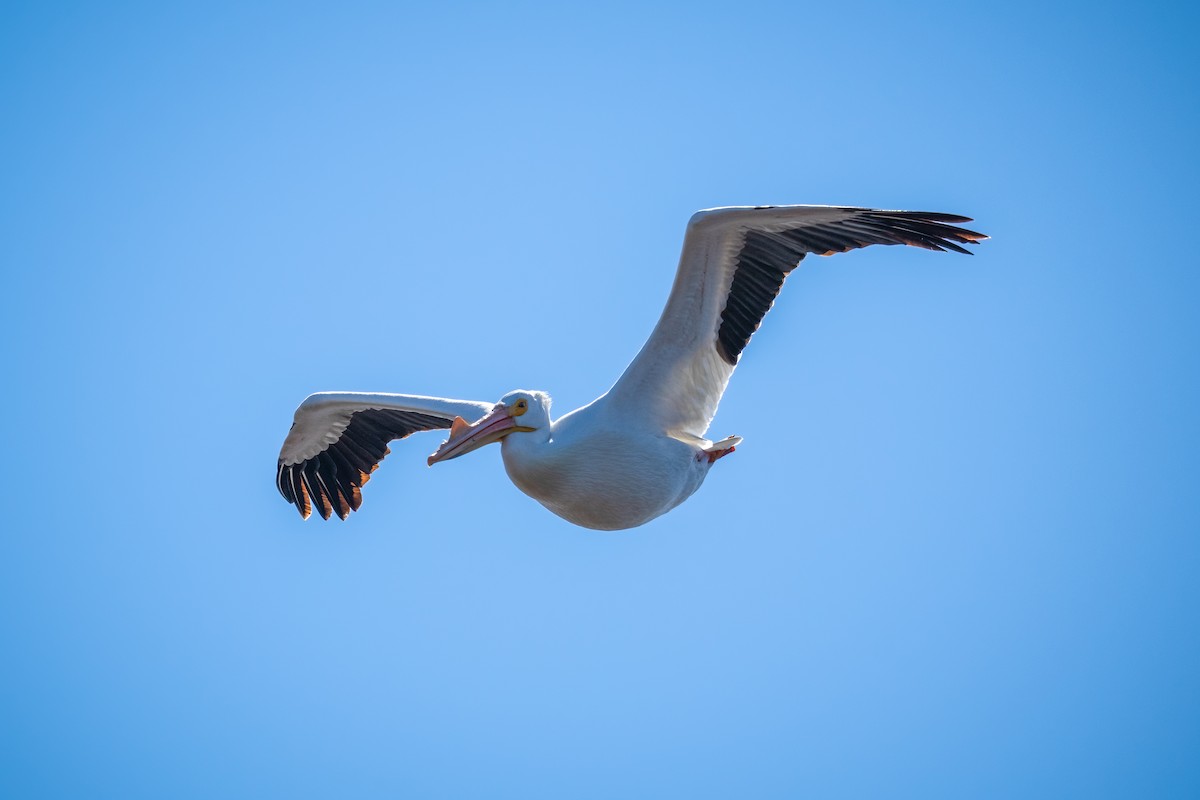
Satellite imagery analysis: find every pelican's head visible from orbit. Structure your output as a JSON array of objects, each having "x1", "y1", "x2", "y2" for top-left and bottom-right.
[{"x1": 427, "y1": 390, "x2": 551, "y2": 466}]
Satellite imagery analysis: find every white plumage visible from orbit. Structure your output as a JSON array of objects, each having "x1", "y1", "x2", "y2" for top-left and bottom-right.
[{"x1": 277, "y1": 204, "x2": 986, "y2": 530}]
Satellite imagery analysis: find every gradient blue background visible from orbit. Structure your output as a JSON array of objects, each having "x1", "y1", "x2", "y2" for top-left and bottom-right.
[{"x1": 3, "y1": 2, "x2": 1197, "y2": 797}]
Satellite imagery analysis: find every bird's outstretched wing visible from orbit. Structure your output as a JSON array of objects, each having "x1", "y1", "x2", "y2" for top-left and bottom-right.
[
  {"x1": 605, "y1": 205, "x2": 987, "y2": 438},
  {"x1": 276, "y1": 392, "x2": 493, "y2": 519}
]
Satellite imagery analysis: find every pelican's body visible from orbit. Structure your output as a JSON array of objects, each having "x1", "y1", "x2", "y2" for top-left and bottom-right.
[
  {"x1": 497, "y1": 398, "x2": 712, "y2": 530},
  {"x1": 276, "y1": 205, "x2": 986, "y2": 530}
]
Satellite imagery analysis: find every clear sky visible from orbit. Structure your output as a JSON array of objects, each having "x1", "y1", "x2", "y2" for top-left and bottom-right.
[{"x1": 2, "y1": 1, "x2": 1197, "y2": 797}]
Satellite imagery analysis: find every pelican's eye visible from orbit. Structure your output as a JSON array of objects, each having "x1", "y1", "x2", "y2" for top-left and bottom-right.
[{"x1": 511, "y1": 399, "x2": 529, "y2": 417}]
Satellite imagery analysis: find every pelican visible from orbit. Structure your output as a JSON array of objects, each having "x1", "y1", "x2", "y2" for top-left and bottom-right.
[{"x1": 277, "y1": 205, "x2": 986, "y2": 530}]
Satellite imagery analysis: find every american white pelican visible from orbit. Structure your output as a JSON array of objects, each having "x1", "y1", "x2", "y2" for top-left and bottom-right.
[{"x1": 277, "y1": 205, "x2": 986, "y2": 530}]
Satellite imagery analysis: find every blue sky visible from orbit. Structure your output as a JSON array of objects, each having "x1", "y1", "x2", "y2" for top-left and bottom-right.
[{"x1": 2, "y1": 1, "x2": 1197, "y2": 797}]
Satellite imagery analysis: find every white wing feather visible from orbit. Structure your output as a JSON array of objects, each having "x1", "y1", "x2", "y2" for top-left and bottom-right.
[
  {"x1": 277, "y1": 392, "x2": 494, "y2": 519},
  {"x1": 604, "y1": 205, "x2": 984, "y2": 438},
  {"x1": 279, "y1": 392, "x2": 492, "y2": 465}
]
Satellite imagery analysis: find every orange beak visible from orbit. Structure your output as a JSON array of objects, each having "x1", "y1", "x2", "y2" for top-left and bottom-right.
[{"x1": 427, "y1": 404, "x2": 524, "y2": 466}]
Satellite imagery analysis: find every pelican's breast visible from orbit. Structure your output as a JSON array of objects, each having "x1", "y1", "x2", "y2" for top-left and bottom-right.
[{"x1": 501, "y1": 424, "x2": 708, "y2": 531}]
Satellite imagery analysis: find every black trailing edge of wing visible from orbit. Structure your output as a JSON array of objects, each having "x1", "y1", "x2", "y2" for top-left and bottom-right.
[
  {"x1": 715, "y1": 209, "x2": 986, "y2": 365},
  {"x1": 276, "y1": 408, "x2": 454, "y2": 520}
]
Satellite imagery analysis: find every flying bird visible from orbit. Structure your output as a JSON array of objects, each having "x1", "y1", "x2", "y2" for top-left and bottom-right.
[{"x1": 277, "y1": 205, "x2": 986, "y2": 530}]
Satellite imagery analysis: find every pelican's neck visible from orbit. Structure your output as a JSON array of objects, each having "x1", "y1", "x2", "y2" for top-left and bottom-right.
[
  {"x1": 500, "y1": 422, "x2": 560, "y2": 494},
  {"x1": 501, "y1": 423, "x2": 552, "y2": 458}
]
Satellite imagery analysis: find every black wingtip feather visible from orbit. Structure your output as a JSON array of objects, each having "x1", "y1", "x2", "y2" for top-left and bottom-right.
[
  {"x1": 306, "y1": 462, "x2": 334, "y2": 521},
  {"x1": 279, "y1": 407, "x2": 461, "y2": 520},
  {"x1": 299, "y1": 466, "x2": 329, "y2": 521},
  {"x1": 288, "y1": 466, "x2": 311, "y2": 520},
  {"x1": 276, "y1": 461, "x2": 294, "y2": 503},
  {"x1": 714, "y1": 208, "x2": 985, "y2": 364}
]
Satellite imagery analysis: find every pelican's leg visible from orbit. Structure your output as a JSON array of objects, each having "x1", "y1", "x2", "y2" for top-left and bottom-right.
[{"x1": 702, "y1": 435, "x2": 743, "y2": 464}]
